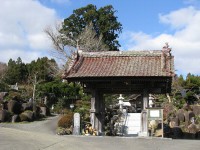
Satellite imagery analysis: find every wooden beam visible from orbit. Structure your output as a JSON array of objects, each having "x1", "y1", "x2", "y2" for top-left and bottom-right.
[{"x1": 84, "y1": 87, "x2": 163, "y2": 94}]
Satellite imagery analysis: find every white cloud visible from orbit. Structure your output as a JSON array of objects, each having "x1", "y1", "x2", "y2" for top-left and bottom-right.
[
  {"x1": 28, "y1": 33, "x2": 51, "y2": 50},
  {"x1": 122, "y1": 6, "x2": 200, "y2": 75},
  {"x1": 159, "y1": 6, "x2": 197, "y2": 30},
  {"x1": 0, "y1": 0, "x2": 58, "y2": 63},
  {"x1": 0, "y1": 32, "x2": 26, "y2": 48}
]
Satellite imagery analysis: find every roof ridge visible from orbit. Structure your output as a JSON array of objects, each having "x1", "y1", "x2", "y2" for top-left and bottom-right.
[{"x1": 80, "y1": 50, "x2": 162, "y2": 57}]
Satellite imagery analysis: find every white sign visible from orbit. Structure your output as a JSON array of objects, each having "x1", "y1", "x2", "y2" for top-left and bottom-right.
[{"x1": 149, "y1": 110, "x2": 160, "y2": 118}]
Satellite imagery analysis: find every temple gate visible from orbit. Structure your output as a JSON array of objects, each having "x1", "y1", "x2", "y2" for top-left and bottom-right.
[{"x1": 63, "y1": 43, "x2": 174, "y2": 136}]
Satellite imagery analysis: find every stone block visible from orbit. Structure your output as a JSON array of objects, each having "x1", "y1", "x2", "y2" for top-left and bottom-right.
[
  {"x1": 20, "y1": 111, "x2": 34, "y2": 122},
  {"x1": 176, "y1": 109, "x2": 185, "y2": 122},
  {"x1": 8, "y1": 100, "x2": 22, "y2": 114},
  {"x1": 40, "y1": 107, "x2": 47, "y2": 116},
  {"x1": 184, "y1": 111, "x2": 195, "y2": 126},
  {"x1": 192, "y1": 105, "x2": 200, "y2": 116},
  {"x1": 22, "y1": 102, "x2": 32, "y2": 111},
  {"x1": 0, "y1": 109, "x2": 11, "y2": 122}
]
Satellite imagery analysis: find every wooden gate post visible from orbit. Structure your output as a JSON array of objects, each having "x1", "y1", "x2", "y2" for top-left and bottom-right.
[
  {"x1": 90, "y1": 90, "x2": 105, "y2": 135},
  {"x1": 140, "y1": 89, "x2": 149, "y2": 136}
]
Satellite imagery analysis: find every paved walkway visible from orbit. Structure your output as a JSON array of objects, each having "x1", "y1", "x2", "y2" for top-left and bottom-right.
[
  {"x1": 0, "y1": 115, "x2": 59, "y2": 135},
  {"x1": 0, "y1": 115, "x2": 200, "y2": 150}
]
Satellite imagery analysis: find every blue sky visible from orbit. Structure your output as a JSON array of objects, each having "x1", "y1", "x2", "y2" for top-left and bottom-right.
[{"x1": 0, "y1": 0, "x2": 200, "y2": 76}]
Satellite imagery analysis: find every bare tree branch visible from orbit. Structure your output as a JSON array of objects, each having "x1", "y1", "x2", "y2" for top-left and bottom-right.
[
  {"x1": 78, "y1": 22, "x2": 109, "y2": 51},
  {"x1": 44, "y1": 22, "x2": 109, "y2": 68},
  {"x1": 0, "y1": 62, "x2": 7, "y2": 80},
  {"x1": 44, "y1": 23, "x2": 75, "y2": 63}
]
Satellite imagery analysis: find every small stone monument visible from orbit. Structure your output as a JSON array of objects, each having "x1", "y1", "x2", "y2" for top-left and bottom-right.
[
  {"x1": 44, "y1": 96, "x2": 47, "y2": 105},
  {"x1": 73, "y1": 113, "x2": 80, "y2": 135}
]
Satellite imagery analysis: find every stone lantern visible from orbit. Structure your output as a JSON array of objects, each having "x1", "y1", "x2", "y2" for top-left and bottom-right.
[
  {"x1": 118, "y1": 94, "x2": 124, "y2": 112},
  {"x1": 149, "y1": 94, "x2": 154, "y2": 108}
]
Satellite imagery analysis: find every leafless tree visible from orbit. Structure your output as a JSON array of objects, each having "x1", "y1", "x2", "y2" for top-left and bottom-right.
[
  {"x1": 78, "y1": 22, "x2": 109, "y2": 52},
  {"x1": 44, "y1": 22, "x2": 109, "y2": 66},
  {"x1": 44, "y1": 23, "x2": 74, "y2": 64},
  {"x1": 0, "y1": 62, "x2": 7, "y2": 80}
]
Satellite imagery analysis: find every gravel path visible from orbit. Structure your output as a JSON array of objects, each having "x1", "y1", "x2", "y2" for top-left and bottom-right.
[{"x1": 0, "y1": 114, "x2": 60, "y2": 135}]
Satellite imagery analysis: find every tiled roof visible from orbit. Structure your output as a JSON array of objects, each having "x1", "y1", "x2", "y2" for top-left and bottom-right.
[{"x1": 64, "y1": 50, "x2": 174, "y2": 78}]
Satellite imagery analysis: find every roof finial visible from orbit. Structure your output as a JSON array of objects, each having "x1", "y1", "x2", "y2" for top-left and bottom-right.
[
  {"x1": 162, "y1": 42, "x2": 171, "y2": 54},
  {"x1": 76, "y1": 39, "x2": 83, "y2": 54},
  {"x1": 165, "y1": 42, "x2": 169, "y2": 48},
  {"x1": 162, "y1": 42, "x2": 172, "y2": 72}
]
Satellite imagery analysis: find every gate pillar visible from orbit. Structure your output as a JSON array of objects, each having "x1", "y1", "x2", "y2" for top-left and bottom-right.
[{"x1": 90, "y1": 90, "x2": 105, "y2": 135}]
